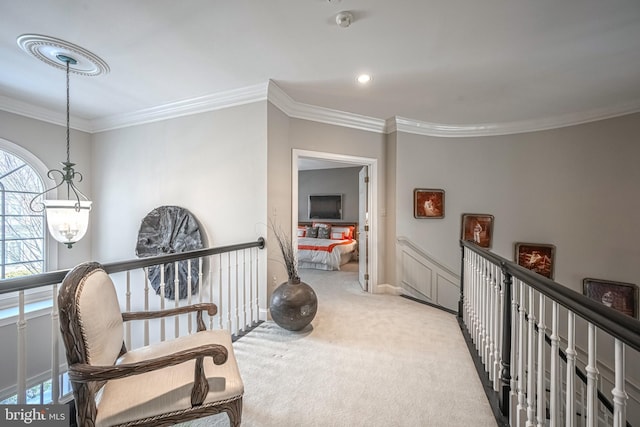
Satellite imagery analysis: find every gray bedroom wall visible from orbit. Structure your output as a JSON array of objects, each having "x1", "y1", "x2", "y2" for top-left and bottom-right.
[{"x1": 298, "y1": 167, "x2": 360, "y2": 223}]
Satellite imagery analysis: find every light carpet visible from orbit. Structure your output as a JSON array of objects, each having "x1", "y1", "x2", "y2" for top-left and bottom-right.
[{"x1": 181, "y1": 267, "x2": 497, "y2": 427}]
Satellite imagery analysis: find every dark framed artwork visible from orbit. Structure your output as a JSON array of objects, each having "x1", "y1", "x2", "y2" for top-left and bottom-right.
[
  {"x1": 461, "y1": 214, "x2": 494, "y2": 248},
  {"x1": 414, "y1": 189, "x2": 445, "y2": 219},
  {"x1": 515, "y1": 242, "x2": 555, "y2": 279},
  {"x1": 583, "y1": 278, "x2": 638, "y2": 318}
]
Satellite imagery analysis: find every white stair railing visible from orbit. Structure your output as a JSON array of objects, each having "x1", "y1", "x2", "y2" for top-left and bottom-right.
[
  {"x1": 0, "y1": 238, "x2": 265, "y2": 405},
  {"x1": 460, "y1": 241, "x2": 639, "y2": 427}
]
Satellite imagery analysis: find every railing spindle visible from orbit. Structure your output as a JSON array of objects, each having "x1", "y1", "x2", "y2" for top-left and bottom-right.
[
  {"x1": 566, "y1": 311, "x2": 576, "y2": 427},
  {"x1": 536, "y1": 293, "x2": 546, "y2": 427},
  {"x1": 174, "y1": 261, "x2": 179, "y2": 338},
  {"x1": 612, "y1": 339, "x2": 627, "y2": 427},
  {"x1": 526, "y1": 286, "x2": 536, "y2": 427},
  {"x1": 550, "y1": 301, "x2": 560, "y2": 427},
  {"x1": 51, "y1": 283, "x2": 60, "y2": 404},
  {"x1": 17, "y1": 290, "x2": 26, "y2": 404},
  {"x1": 585, "y1": 324, "x2": 598, "y2": 427}
]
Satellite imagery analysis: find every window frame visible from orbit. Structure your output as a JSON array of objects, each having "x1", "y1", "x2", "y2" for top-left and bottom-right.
[{"x1": 0, "y1": 138, "x2": 58, "y2": 310}]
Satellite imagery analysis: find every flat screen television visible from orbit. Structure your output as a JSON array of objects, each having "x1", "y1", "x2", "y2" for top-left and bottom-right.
[{"x1": 308, "y1": 194, "x2": 343, "y2": 220}]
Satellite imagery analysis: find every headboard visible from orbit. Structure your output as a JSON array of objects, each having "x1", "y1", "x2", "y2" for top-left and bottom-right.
[{"x1": 298, "y1": 222, "x2": 357, "y2": 240}]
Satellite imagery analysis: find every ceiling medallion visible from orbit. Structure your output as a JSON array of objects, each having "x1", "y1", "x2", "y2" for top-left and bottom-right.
[{"x1": 17, "y1": 34, "x2": 109, "y2": 76}]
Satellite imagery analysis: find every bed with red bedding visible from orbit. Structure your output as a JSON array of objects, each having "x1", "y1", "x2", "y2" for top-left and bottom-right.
[{"x1": 297, "y1": 223, "x2": 357, "y2": 271}]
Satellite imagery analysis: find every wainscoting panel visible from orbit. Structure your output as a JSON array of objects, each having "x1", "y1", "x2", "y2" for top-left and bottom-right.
[
  {"x1": 401, "y1": 251, "x2": 434, "y2": 300},
  {"x1": 397, "y1": 237, "x2": 460, "y2": 312}
]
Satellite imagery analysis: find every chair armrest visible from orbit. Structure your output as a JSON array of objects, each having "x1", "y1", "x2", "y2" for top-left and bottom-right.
[
  {"x1": 122, "y1": 303, "x2": 216, "y2": 331},
  {"x1": 122, "y1": 303, "x2": 216, "y2": 321},
  {"x1": 68, "y1": 343, "x2": 228, "y2": 383}
]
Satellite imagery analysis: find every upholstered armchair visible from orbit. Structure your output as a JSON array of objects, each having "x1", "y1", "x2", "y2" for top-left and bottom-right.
[{"x1": 58, "y1": 262, "x2": 243, "y2": 427}]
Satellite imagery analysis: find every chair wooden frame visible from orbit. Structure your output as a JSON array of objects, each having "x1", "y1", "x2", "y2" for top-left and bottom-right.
[{"x1": 59, "y1": 262, "x2": 243, "y2": 426}]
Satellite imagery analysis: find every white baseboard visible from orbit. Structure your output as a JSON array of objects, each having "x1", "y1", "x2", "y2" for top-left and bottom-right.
[{"x1": 376, "y1": 283, "x2": 403, "y2": 295}]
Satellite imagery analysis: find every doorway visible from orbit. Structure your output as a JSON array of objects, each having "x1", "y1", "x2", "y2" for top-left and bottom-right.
[{"x1": 292, "y1": 149, "x2": 378, "y2": 294}]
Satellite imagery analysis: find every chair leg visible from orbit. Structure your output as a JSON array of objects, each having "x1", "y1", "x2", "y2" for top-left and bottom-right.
[{"x1": 226, "y1": 397, "x2": 243, "y2": 427}]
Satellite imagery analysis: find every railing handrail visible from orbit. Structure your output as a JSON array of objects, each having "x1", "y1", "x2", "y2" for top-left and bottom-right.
[
  {"x1": 461, "y1": 239, "x2": 640, "y2": 353},
  {"x1": 0, "y1": 237, "x2": 266, "y2": 295}
]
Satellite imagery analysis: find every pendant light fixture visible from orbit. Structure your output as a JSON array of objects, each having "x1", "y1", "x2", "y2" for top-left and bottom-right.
[{"x1": 18, "y1": 34, "x2": 109, "y2": 248}]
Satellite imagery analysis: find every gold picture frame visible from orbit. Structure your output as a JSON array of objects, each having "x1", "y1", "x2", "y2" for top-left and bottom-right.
[
  {"x1": 414, "y1": 189, "x2": 444, "y2": 219},
  {"x1": 461, "y1": 213, "x2": 494, "y2": 248},
  {"x1": 515, "y1": 242, "x2": 555, "y2": 279}
]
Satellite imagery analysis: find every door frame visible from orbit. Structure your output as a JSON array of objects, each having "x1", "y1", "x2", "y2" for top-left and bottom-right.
[{"x1": 292, "y1": 149, "x2": 378, "y2": 294}]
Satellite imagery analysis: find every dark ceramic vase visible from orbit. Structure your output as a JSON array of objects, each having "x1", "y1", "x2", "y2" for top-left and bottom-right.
[{"x1": 270, "y1": 279, "x2": 318, "y2": 331}]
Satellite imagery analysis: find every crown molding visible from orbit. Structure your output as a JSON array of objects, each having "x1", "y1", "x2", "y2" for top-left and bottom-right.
[
  {"x1": 0, "y1": 95, "x2": 92, "y2": 132},
  {"x1": 267, "y1": 81, "x2": 387, "y2": 134},
  {"x1": 392, "y1": 100, "x2": 640, "y2": 138},
  {"x1": 91, "y1": 83, "x2": 269, "y2": 132},
  {"x1": 2, "y1": 81, "x2": 639, "y2": 136}
]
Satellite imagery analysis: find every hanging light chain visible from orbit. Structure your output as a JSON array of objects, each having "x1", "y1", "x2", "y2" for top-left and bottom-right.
[{"x1": 65, "y1": 58, "x2": 71, "y2": 164}]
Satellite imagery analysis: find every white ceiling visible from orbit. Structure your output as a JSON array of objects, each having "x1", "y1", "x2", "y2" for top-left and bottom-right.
[{"x1": 1, "y1": 0, "x2": 639, "y2": 134}]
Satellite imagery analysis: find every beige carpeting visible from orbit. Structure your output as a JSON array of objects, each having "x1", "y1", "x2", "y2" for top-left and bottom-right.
[{"x1": 183, "y1": 266, "x2": 497, "y2": 427}]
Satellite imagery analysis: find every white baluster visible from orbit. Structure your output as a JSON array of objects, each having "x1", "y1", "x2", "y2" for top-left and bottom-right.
[
  {"x1": 235, "y1": 251, "x2": 240, "y2": 335},
  {"x1": 249, "y1": 248, "x2": 255, "y2": 325},
  {"x1": 51, "y1": 284, "x2": 60, "y2": 404},
  {"x1": 612, "y1": 339, "x2": 628, "y2": 427},
  {"x1": 517, "y1": 279, "x2": 527, "y2": 426},
  {"x1": 187, "y1": 259, "x2": 193, "y2": 333},
  {"x1": 509, "y1": 274, "x2": 518, "y2": 427},
  {"x1": 144, "y1": 267, "x2": 150, "y2": 346},
  {"x1": 242, "y1": 249, "x2": 248, "y2": 331},
  {"x1": 549, "y1": 302, "x2": 560, "y2": 427},
  {"x1": 227, "y1": 253, "x2": 232, "y2": 333},
  {"x1": 199, "y1": 258, "x2": 203, "y2": 304},
  {"x1": 208, "y1": 255, "x2": 215, "y2": 329},
  {"x1": 493, "y1": 263, "x2": 502, "y2": 392},
  {"x1": 174, "y1": 261, "x2": 180, "y2": 338},
  {"x1": 585, "y1": 324, "x2": 598, "y2": 427},
  {"x1": 483, "y1": 258, "x2": 491, "y2": 369},
  {"x1": 463, "y1": 248, "x2": 470, "y2": 327},
  {"x1": 219, "y1": 253, "x2": 224, "y2": 330},
  {"x1": 125, "y1": 271, "x2": 131, "y2": 349},
  {"x1": 536, "y1": 294, "x2": 546, "y2": 427},
  {"x1": 17, "y1": 290, "x2": 26, "y2": 404},
  {"x1": 488, "y1": 263, "x2": 495, "y2": 377},
  {"x1": 254, "y1": 247, "x2": 260, "y2": 322},
  {"x1": 566, "y1": 312, "x2": 576, "y2": 427},
  {"x1": 527, "y1": 286, "x2": 537, "y2": 427},
  {"x1": 160, "y1": 266, "x2": 166, "y2": 342}
]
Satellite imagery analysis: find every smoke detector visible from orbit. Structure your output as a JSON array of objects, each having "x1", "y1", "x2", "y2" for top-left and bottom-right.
[{"x1": 336, "y1": 11, "x2": 353, "y2": 28}]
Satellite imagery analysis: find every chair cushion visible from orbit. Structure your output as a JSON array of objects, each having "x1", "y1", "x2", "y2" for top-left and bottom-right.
[
  {"x1": 77, "y1": 268, "x2": 124, "y2": 366},
  {"x1": 94, "y1": 330, "x2": 243, "y2": 427}
]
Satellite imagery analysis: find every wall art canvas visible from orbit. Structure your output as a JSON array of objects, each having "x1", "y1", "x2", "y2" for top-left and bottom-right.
[
  {"x1": 583, "y1": 278, "x2": 638, "y2": 318},
  {"x1": 515, "y1": 242, "x2": 555, "y2": 279},
  {"x1": 414, "y1": 189, "x2": 444, "y2": 219},
  {"x1": 461, "y1": 214, "x2": 494, "y2": 248}
]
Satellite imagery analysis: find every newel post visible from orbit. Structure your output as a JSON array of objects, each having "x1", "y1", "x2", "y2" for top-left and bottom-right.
[
  {"x1": 499, "y1": 262, "x2": 513, "y2": 417},
  {"x1": 458, "y1": 244, "x2": 465, "y2": 318}
]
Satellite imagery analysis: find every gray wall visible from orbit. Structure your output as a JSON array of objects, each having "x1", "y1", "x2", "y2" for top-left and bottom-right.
[
  {"x1": 298, "y1": 167, "x2": 360, "y2": 223},
  {"x1": 391, "y1": 112, "x2": 640, "y2": 295},
  {"x1": 267, "y1": 102, "x2": 387, "y2": 294}
]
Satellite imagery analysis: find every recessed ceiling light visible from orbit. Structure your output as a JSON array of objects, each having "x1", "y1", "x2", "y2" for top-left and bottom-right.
[{"x1": 357, "y1": 74, "x2": 372, "y2": 84}]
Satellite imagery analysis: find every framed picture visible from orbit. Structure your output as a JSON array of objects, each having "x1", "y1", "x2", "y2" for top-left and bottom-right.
[
  {"x1": 461, "y1": 214, "x2": 494, "y2": 248},
  {"x1": 583, "y1": 278, "x2": 638, "y2": 318},
  {"x1": 515, "y1": 242, "x2": 555, "y2": 279},
  {"x1": 414, "y1": 189, "x2": 445, "y2": 219}
]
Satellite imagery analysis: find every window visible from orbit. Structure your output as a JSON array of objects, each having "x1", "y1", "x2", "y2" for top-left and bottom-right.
[{"x1": 1, "y1": 149, "x2": 45, "y2": 279}]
